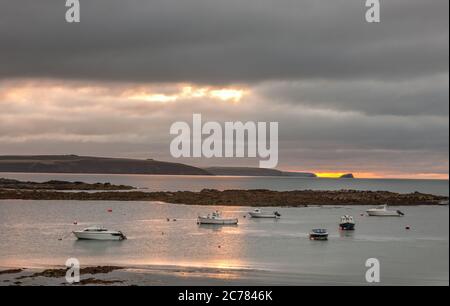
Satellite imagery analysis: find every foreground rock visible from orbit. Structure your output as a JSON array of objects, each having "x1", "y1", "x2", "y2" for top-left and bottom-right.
[
  {"x1": 0, "y1": 188, "x2": 447, "y2": 206},
  {"x1": 17, "y1": 266, "x2": 124, "y2": 280},
  {"x1": 77, "y1": 278, "x2": 124, "y2": 285},
  {"x1": 0, "y1": 269, "x2": 23, "y2": 276},
  {"x1": 0, "y1": 178, "x2": 134, "y2": 190}
]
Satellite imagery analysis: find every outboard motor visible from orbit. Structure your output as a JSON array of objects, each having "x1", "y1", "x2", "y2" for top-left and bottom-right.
[
  {"x1": 274, "y1": 211, "x2": 281, "y2": 217},
  {"x1": 396, "y1": 210, "x2": 405, "y2": 216}
]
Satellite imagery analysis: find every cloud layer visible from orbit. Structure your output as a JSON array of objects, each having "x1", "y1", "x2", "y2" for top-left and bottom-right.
[
  {"x1": 1, "y1": 0, "x2": 448, "y2": 83},
  {"x1": 0, "y1": 1, "x2": 448, "y2": 178}
]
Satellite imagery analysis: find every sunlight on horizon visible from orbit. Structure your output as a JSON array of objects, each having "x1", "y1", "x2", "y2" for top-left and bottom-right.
[
  {"x1": 315, "y1": 172, "x2": 348, "y2": 178},
  {"x1": 127, "y1": 85, "x2": 247, "y2": 103}
]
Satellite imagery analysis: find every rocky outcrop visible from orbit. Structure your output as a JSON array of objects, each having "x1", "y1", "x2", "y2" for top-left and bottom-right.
[
  {"x1": 0, "y1": 188, "x2": 446, "y2": 206},
  {"x1": 0, "y1": 178, "x2": 134, "y2": 190},
  {"x1": 18, "y1": 266, "x2": 124, "y2": 280},
  {"x1": 340, "y1": 173, "x2": 355, "y2": 179}
]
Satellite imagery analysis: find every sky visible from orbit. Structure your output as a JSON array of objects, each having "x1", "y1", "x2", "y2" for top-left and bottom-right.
[{"x1": 0, "y1": 0, "x2": 448, "y2": 179}]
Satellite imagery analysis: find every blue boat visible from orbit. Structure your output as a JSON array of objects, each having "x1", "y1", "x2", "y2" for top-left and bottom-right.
[{"x1": 339, "y1": 215, "x2": 355, "y2": 231}]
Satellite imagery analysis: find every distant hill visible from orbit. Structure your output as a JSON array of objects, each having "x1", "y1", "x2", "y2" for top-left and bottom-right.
[
  {"x1": 0, "y1": 155, "x2": 351, "y2": 178},
  {"x1": 205, "y1": 167, "x2": 317, "y2": 177},
  {"x1": 205, "y1": 167, "x2": 285, "y2": 176},
  {"x1": 282, "y1": 171, "x2": 317, "y2": 178},
  {"x1": 0, "y1": 155, "x2": 211, "y2": 176}
]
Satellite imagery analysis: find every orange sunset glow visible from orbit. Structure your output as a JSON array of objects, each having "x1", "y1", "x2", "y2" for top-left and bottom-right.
[
  {"x1": 307, "y1": 172, "x2": 449, "y2": 180},
  {"x1": 315, "y1": 173, "x2": 350, "y2": 178}
]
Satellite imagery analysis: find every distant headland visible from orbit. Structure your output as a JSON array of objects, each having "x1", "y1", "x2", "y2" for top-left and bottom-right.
[
  {"x1": 0, "y1": 155, "x2": 210, "y2": 176},
  {"x1": 0, "y1": 155, "x2": 353, "y2": 178}
]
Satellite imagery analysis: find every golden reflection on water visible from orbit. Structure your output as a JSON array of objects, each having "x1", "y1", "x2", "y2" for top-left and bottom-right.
[{"x1": 127, "y1": 217, "x2": 250, "y2": 276}]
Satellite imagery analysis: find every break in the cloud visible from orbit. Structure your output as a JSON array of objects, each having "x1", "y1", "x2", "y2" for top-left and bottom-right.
[{"x1": 0, "y1": 0, "x2": 448, "y2": 178}]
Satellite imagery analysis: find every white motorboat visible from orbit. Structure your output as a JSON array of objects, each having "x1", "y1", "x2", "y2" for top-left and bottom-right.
[
  {"x1": 73, "y1": 226, "x2": 127, "y2": 240},
  {"x1": 197, "y1": 211, "x2": 238, "y2": 225},
  {"x1": 438, "y1": 200, "x2": 449, "y2": 206},
  {"x1": 248, "y1": 209, "x2": 281, "y2": 219},
  {"x1": 366, "y1": 205, "x2": 404, "y2": 217},
  {"x1": 309, "y1": 229, "x2": 329, "y2": 241}
]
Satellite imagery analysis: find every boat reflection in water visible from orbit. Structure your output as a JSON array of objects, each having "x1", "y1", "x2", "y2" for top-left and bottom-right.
[{"x1": 198, "y1": 224, "x2": 239, "y2": 232}]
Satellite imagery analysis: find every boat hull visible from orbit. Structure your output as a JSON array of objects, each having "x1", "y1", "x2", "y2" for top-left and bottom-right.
[
  {"x1": 309, "y1": 234, "x2": 328, "y2": 241},
  {"x1": 366, "y1": 211, "x2": 402, "y2": 217},
  {"x1": 339, "y1": 223, "x2": 355, "y2": 230},
  {"x1": 249, "y1": 212, "x2": 279, "y2": 219},
  {"x1": 438, "y1": 200, "x2": 449, "y2": 206},
  {"x1": 197, "y1": 217, "x2": 238, "y2": 225},
  {"x1": 309, "y1": 229, "x2": 329, "y2": 241},
  {"x1": 73, "y1": 232, "x2": 126, "y2": 241}
]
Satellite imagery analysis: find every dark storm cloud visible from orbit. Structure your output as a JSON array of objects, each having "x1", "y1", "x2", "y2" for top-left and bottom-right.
[
  {"x1": 256, "y1": 74, "x2": 449, "y2": 116},
  {"x1": 0, "y1": 0, "x2": 448, "y2": 83}
]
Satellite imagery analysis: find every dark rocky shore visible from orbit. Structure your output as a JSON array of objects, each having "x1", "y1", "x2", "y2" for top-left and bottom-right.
[
  {"x1": 0, "y1": 185, "x2": 447, "y2": 206},
  {"x1": 1, "y1": 266, "x2": 125, "y2": 286},
  {"x1": 0, "y1": 178, "x2": 134, "y2": 191}
]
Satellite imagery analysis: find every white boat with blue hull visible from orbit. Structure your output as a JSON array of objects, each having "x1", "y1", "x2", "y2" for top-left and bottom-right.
[
  {"x1": 339, "y1": 215, "x2": 355, "y2": 231},
  {"x1": 249, "y1": 209, "x2": 281, "y2": 219},
  {"x1": 73, "y1": 226, "x2": 127, "y2": 241}
]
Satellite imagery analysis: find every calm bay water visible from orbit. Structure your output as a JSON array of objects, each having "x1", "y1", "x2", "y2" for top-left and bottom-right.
[
  {"x1": 0, "y1": 200, "x2": 448, "y2": 285},
  {"x1": 1, "y1": 172, "x2": 449, "y2": 196},
  {"x1": 0, "y1": 173, "x2": 448, "y2": 285}
]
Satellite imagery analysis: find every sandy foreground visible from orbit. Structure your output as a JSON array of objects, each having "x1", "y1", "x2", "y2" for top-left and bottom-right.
[
  {"x1": 1, "y1": 265, "x2": 447, "y2": 286},
  {"x1": 0, "y1": 265, "x2": 308, "y2": 286}
]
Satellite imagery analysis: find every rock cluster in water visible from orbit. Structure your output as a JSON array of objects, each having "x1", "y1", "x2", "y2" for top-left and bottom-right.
[{"x1": 0, "y1": 182, "x2": 447, "y2": 206}]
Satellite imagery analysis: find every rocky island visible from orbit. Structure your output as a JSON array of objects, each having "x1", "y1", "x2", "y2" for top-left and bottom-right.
[
  {"x1": 0, "y1": 179, "x2": 447, "y2": 206},
  {"x1": 0, "y1": 178, "x2": 134, "y2": 191}
]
